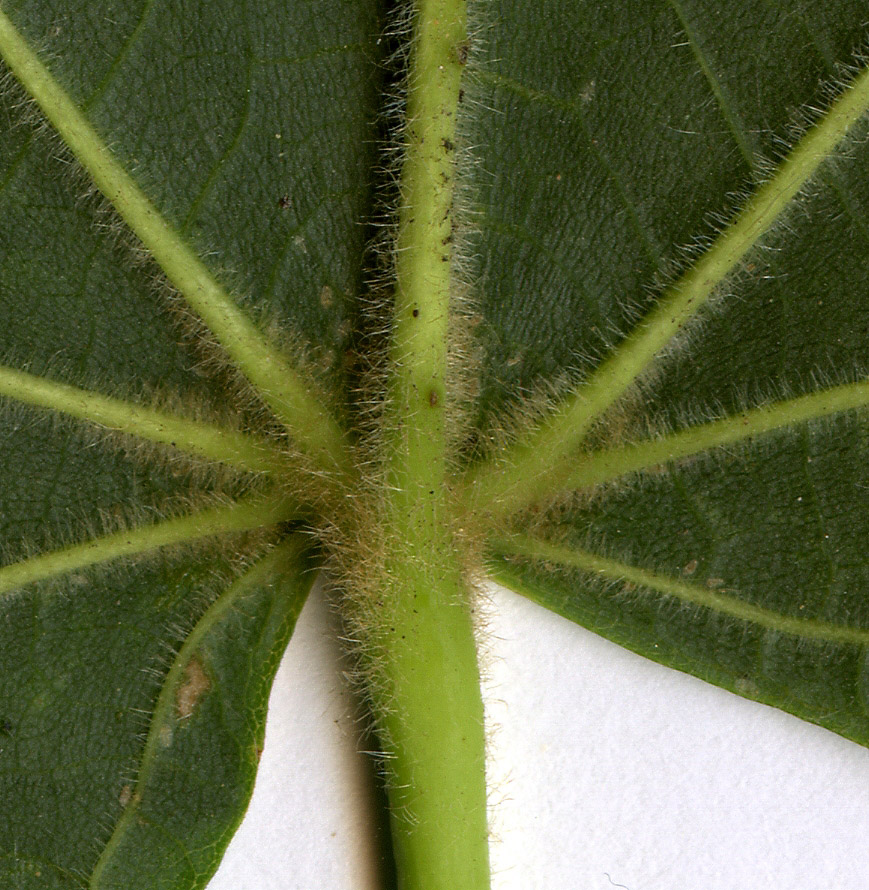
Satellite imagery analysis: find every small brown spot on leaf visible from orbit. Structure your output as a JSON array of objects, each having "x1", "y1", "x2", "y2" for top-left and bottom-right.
[
  {"x1": 706, "y1": 577, "x2": 725, "y2": 589},
  {"x1": 119, "y1": 785, "x2": 133, "y2": 807},
  {"x1": 319, "y1": 284, "x2": 334, "y2": 309},
  {"x1": 683, "y1": 559, "x2": 698, "y2": 575},
  {"x1": 428, "y1": 390, "x2": 439, "y2": 407},
  {"x1": 176, "y1": 657, "x2": 210, "y2": 720}
]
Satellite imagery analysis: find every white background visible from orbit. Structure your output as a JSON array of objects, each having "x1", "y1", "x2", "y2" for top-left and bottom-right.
[{"x1": 209, "y1": 581, "x2": 869, "y2": 890}]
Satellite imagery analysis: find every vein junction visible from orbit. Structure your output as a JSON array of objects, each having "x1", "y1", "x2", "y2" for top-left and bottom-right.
[
  {"x1": 463, "y1": 60, "x2": 869, "y2": 519},
  {"x1": 1, "y1": 1, "x2": 868, "y2": 674}
]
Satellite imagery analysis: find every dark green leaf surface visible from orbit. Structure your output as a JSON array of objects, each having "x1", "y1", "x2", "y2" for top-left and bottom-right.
[
  {"x1": 3, "y1": 0, "x2": 869, "y2": 886},
  {"x1": 0, "y1": 544, "x2": 316, "y2": 889},
  {"x1": 0, "y1": 1, "x2": 380, "y2": 886},
  {"x1": 88, "y1": 543, "x2": 317, "y2": 889},
  {"x1": 466, "y1": 2, "x2": 869, "y2": 742}
]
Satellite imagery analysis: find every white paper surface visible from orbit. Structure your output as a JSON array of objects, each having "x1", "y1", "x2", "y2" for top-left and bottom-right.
[{"x1": 208, "y1": 582, "x2": 869, "y2": 890}]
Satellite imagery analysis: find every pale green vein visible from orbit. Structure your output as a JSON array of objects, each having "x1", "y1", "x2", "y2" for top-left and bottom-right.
[
  {"x1": 563, "y1": 380, "x2": 869, "y2": 490},
  {"x1": 0, "y1": 493, "x2": 297, "y2": 597},
  {"x1": 89, "y1": 535, "x2": 312, "y2": 889},
  {"x1": 490, "y1": 534, "x2": 869, "y2": 646},
  {"x1": 0, "y1": 9, "x2": 350, "y2": 476},
  {"x1": 463, "y1": 60, "x2": 869, "y2": 519},
  {"x1": 665, "y1": 0, "x2": 754, "y2": 167},
  {"x1": 0, "y1": 364, "x2": 287, "y2": 475},
  {"x1": 386, "y1": 0, "x2": 466, "y2": 498}
]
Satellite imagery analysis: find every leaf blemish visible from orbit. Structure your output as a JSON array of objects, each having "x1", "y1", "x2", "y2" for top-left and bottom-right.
[
  {"x1": 118, "y1": 784, "x2": 133, "y2": 807},
  {"x1": 176, "y1": 656, "x2": 210, "y2": 720}
]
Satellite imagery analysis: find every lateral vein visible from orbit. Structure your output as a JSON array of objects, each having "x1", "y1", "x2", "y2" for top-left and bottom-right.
[
  {"x1": 565, "y1": 380, "x2": 869, "y2": 490},
  {"x1": 490, "y1": 535, "x2": 869, "y2": 646},
  {"x1": 0, "y1": 364, "x2": 287, "y2": 475},
  {"x1": 89, "y1": 535, "x2": 312, "y2": 887},
  {"x1": 463, "y1": 60, "x2": 869, "y2": 519},
  {"x1": 0, "y1": 9, "x2": 350, "y2": 476},
  {"x1": 0, "y1": 493, "x2": 298, "y2": 597}
]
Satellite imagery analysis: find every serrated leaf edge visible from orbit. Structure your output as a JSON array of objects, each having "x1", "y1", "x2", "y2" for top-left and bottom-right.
[{"x1": 88, "y1": 536, "x2": 312, "y2": 889}]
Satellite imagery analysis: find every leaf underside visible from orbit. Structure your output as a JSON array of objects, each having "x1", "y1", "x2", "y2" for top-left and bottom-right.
[
  {"x1": 0, "y1": 0, "x2": 868, "y2": 887},
  {"x1": 467, "y1": 0, "x2": 869, "y2": 744},
  {"x1": 0, "y1": 0, "x2": 381, "y2": 886}
]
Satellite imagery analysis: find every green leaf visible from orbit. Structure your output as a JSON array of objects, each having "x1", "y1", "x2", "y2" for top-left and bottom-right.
[
  {"x1": 466, "y1": 1, "x2": 869, "y2": 743},
  {"x1": 2, "y1": 0, "x2": 869, "y2": 887},
  {"x1": 0, "y1": 0, "x2": 380, "y2": 886}
]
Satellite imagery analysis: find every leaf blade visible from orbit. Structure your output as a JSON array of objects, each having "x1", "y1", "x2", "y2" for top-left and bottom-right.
[
  {"x1": 89, "y1": 539, "x2": 316, "y2": 890},
  {"x1": 466, "y1": 0, "x2": 869, "y2": 747},
  {"x1": 0, "y1": 8, "x2": 350, "y2": 475},
  {"x1": 0, "y1": 1, "x2": 382, "y2": 884}
]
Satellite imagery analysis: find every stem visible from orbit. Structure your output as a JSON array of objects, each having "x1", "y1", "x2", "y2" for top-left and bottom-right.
[
  {"x1": 369, "y1": 540, "x2": 488, "y2": 890},
  {"x1": 368, "y1": 1, "x2": 489, "y2": 887}
]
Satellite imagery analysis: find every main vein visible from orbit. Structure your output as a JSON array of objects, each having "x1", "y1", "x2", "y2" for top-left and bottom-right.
[
  {"x1": 0, "y1": 364, "x2": 286, "y2": 475},
  {"x1": 385, "y1": 0, "x2": 466, "y2": 497},
  {"x1": 564, "y1": 380, "x2": 869, "y2": 490},
  {"x1": 0, "y1": 9, "x2": 350, "y2": 477},
  {"x1": 490, "y1": 534, "x2": 869, "y2": 646},
  {"x1": 463, "y1": 60, "x2": 869, "y2": 519},
  {"x1": 0, "y1": 493, "x2": 297, "y2": 597}
]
